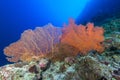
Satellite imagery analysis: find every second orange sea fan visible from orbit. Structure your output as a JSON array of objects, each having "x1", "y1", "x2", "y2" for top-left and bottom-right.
[{"x1": 61, "y1": 19, "x2": 104, "y2": 55}]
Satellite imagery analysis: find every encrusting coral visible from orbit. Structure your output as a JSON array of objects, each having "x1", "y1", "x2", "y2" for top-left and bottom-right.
[
  {"x1": 4, "y1": 24, "x2": 62, "y2": 62},
  {"x1": 61, "y1": 19, "x2": 104, "y2": 55}
]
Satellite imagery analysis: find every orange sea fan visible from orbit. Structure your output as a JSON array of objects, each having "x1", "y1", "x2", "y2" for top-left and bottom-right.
[
  {"x1": 4, "y1": 24, "x2": 62, "y2": 62},
  {"x1": 61, "y1": 19, "x2": 104, "y2": 55}
]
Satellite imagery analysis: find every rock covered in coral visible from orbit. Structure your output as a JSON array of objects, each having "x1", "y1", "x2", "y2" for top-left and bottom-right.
[
  {"x1": 42, "y1": 56, "x2": 113, "y2": 80},
  {"x1": 0, "y1": 55, "x2": 118, "y2": 80},
  {"x1": 75, "y1": 56, "x2": 112, "y2": 80},
  {"x1": 104, "y1": 31, "x2": 120, "y2": 53},
  {"x1": 101, "y1": 18, "x2": 120, "y2": 36},
  {"x1": 0, "y1": 62, "x2": 36, "y2": 80},
  {"x1": 0, "y1": 58, "x2": 50, "y2": 80}
]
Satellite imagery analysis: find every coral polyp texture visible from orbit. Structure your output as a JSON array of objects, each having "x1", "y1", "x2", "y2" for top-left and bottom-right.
[
  {"x1": 4, "y1": 24, "x2": 62, "y2": 62},
  {"x1": 61, "y1": 19, "x2": 104, "y2": 55}
]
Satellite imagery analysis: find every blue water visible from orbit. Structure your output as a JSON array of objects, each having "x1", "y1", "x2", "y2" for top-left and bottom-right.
[{"x1": 0, "y1": 0, "x2": 120, "y2": 66}]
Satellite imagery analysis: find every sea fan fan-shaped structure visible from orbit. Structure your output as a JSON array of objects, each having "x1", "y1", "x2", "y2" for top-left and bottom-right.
[
  {"x1": 4, "y1": 24, "x2": 62, "y2": 62},
  {"x1": 61, "y1": 19, "x2": 104, "y2": 55}
]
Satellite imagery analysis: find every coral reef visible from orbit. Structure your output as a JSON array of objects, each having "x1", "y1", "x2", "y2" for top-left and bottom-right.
[
  {"x1": 61, "y1": 19, "x2": 104, "y2": 55},
  {"x1": 0, "y1": 54, "x2": 119, "y2": 80},
  {"x1": 1, "y1": 19, "x2": 120, "y2": 80}
]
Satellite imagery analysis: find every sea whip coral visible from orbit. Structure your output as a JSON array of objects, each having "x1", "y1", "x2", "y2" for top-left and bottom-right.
[
  {"x1": 4, "y1": 24, "x2": 61, "y2": 62},
  {"x1": 61, "y1": 19, "x2": 104, "y2": 55}
]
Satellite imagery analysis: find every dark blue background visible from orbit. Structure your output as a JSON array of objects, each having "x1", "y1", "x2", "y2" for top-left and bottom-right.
[{"x1": 0, "y1": 0, "x2": 120, "y2": 66}]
